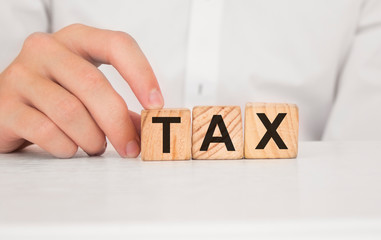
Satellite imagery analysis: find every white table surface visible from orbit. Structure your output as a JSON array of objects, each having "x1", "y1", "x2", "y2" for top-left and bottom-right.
[{"x1": 0, "y1": 141, "x2": 381, "y2": 239}]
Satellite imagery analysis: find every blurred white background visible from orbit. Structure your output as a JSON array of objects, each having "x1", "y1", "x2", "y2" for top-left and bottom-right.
[{"x1": 1, "y1": 0, "x2": 381, "y2": 141}]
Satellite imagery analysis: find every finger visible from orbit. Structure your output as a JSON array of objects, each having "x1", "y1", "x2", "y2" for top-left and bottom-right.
[
  {"x1": 18, "y1": 74, "x2": 106, "y2": 156},
  {"x1": 9, "y1": 104, "x2": 78, "y2": 158},
  {"x1": 129, "y1": 110, "x2": 141, "y2": 138},
  {"x1": 0, "y1": 132, "x2": 27, "y2": 153},
  {"x1": 20, "y1": 33, "x2": 139, "y2": 157},
  {"x1": 54, "y1": 24, "x2": 164, "y2": 109},
  {"x1": 13, "y1": 141, "x2": 33, "y2": 152}
]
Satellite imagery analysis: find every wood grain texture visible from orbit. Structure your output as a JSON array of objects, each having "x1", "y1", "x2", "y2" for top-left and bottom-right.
[
  {"x1": 192, "y1": 106, "x2": 243, "y2": 160},
  {"x1": 244, "y1": 103, "x2": 299, "y2": 159},
  {"x1": 141, "y1": 109, "x2": 191, "y2": 161}
]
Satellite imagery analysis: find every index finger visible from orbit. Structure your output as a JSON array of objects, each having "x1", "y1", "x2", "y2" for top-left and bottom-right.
[{"x1": 53, "y1": 24, "x2": 164, "y2": 110}]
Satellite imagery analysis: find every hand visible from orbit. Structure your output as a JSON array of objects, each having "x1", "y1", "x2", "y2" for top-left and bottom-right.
[{"x1": 0, "y1": 24, "x2": 164, "y2": 158}]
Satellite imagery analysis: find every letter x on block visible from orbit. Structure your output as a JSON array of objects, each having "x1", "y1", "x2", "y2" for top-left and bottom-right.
[{"x1": 244, "y1": 103, "x2": 299, "y2": 159}]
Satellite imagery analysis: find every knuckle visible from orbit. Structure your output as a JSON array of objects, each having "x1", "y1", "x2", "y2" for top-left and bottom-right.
[
  {"x1": 1, "y1": 62, "x2": 28, "y2": 84},
  {"x1": 112, "y1": 31, "x2": 137, "y2": 48},
  {"x1": 22, "y1": 32, "x2": 53, "y2": 53},
  {"x1": 66, "y1": 23, "x2": 86, "y2": 31},
  {"x1": 56, "y1": 97, "x2": 83, "y2": 121},
  {"x1": 58, "y1": 23, "x2": 86, "y2": 36},
  {"x1": 53, "y1": 23, "x2": 83, "y2": 39},
  {"x1": 55, "y1": 23, "x2": 87, "y2": 39},
  {"x1": 0, "y1": 94, "x2": 14, "y2": 114}
]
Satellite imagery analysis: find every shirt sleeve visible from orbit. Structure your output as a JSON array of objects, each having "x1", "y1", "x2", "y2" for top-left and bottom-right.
[
  {"x1": 323, "y1": 0, "x2": 381, "y2": 140},
  {"x1": 0, "y1": 0, "x2": 50, "y2": 72}
]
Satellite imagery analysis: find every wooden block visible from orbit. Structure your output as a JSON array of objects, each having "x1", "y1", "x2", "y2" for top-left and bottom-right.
[
  {"x1": 192, "y1": 106, "x2": 243, "y2": 159},
  {"x1": 244, "y1": 103, "x2": 299, "y2": 159},
  {"x1": 141, "y1": 108, "x2": 191, "y2": 161}
]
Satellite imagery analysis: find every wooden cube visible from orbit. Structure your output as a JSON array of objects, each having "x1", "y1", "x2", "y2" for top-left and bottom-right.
[
  {"x1": 244, "y1": 103, "x2": 299, "y2": 159},
  {"x1": 141, "y1": 108, "x2": 191, "y2": 160},
  {"x1": 192, "y1": 106, "x2": 243, "y2": 159}
]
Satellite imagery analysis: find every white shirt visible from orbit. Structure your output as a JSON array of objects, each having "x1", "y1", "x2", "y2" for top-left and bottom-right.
[{"x1": 1, "y1": 0, "x2": 381, "y2": 141}]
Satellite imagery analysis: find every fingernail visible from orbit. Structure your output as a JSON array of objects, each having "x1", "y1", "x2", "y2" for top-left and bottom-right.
[
  {"x1": 148, "y1": 89, "x2": 164, "y2": 109},
  {"x1": 126, "y1": 140, "x2": 140, "y2": 158}
]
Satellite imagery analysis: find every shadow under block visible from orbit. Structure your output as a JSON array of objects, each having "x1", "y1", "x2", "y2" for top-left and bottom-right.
[
  {"x1": 141, "y1": 108, "x2": 191, "y2": 161},
  {"x1": 244, "y1": 103, "x2": 299, "y2": 159},
  {"x1": 192, "y1": 106, "x2": 243, "y2": 160}
]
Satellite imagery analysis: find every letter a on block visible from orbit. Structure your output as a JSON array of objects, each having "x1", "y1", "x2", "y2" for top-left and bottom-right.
[
  {"x1": 244, "y1": 103, "x2": 299, "y2": 159},
  {"x1": 192, "y1": 106, "x2": 243, "y2": 160},
  {"x1": 141, "y1": 109, "x2": 191, "y2": 161}
]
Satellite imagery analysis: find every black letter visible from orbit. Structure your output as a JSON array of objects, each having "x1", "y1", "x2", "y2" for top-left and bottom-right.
[
  {"x1": 200, "y1": 115, "x2": 235, "y2": 151},
  {"x1": 255, "y1": 113, "x2": 287, "y2": 149},
  {"x1": 152, "y1": 117, "x2": 181, "y2": 153}
]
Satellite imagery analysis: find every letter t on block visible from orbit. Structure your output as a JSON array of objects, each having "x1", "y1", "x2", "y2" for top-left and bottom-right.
[
  {"x1": 244, "y1": 103, "x2": 299, "y2": 159},
  {"x1": 141, "y1": 109, "x2": 191, "y2": 160}
]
